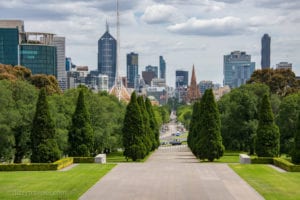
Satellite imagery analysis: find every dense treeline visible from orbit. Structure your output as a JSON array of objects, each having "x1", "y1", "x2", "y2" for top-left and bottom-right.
[
  {"x1": 187, "y1": 69, "x2": 300, "y2": 162},
  {"x1": 0, "y1": 79, "x2": 126, "y2": 162},
  {"x1": 0, "y1": 78, "x2": 169, "y2": 163},
  {"x1": 218, "y1": 83, "x2": 300, "y2": 156}
]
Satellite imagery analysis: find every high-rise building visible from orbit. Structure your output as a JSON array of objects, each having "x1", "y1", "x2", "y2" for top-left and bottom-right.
[
  {"x1": 159, "y1": 56, "x2": 166, "y2": 79},
  {"x1": 199, "y1": 80, "x2": 213, "y2": 95},
  {"x1": 66, "y1": 57, "x2": 72, "y2": 71},
  {"x1": 98, "y1": 24, "x2": 117, "y2": 89},
  {"x1": 276, "y1": 62, "x2": 292, "y2": 70},
  {"x1": 261, "y1": 34, "x2": 271, "y2": 69},
  {"x1": 175, "y1": 70, "x2": 188, "y2": 88},
  {"x1": 223, "y1": 51, "x2": 255, "y2": 88},
  {"x1": 52, "y1": 36, "x2": 66, "y2": 90},
  {"x1": 126, "y1": 52, "x2": 138, "y2": 88},
  {"x1": 145, "y1": 65, "x2": 158, "y2": 78},
  {"x1": 232, "y1": 65, "x2": 255, "y2": 88},
  {"x1": 0, "y1": 28, "x2": 19, "y2": 66},
  {"x1": 20, "y1": 32, "x2": 57, "y2": 77},
  {"x1": 0, "y1": 20, "x2": 24, "y2": 66},
  {"x1": 142, "y1": 71, "x2": 156, "y2": 85}
]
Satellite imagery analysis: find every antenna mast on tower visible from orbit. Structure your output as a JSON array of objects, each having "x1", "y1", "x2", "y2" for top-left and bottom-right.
[
  {"x1": 109, "y1": 0, "x2": 130, "y2": 102},
  {"x1": 116, "y1": 0, "x2": 120, "y2": 82}
]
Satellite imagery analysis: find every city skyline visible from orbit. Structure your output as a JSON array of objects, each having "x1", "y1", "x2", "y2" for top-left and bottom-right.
[{"x1": 0, "y1": 0, "x2": 299, "y2": 87}]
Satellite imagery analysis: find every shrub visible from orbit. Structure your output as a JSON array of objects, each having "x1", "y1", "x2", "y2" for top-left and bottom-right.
[
  {"x1": 0, "y1": 163, "x2": 58, "y2": 171},
  {"x1": 73, "y1": 157, "x2": 94, "y2": 163},
  {"x1": 251, "y1": 157, "x2": 274, "y2": 164},
  {"x1": 53, "y1": 157, "x2": 73, "y2": 170},
  {"x1": 273, "y1": 158, "x2": 300, "y2": 172}
]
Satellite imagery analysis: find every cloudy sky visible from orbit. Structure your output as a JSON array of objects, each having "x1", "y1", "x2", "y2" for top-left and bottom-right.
[{"x1": 1, "y1": 0, "x2": 300, "y2": 87}]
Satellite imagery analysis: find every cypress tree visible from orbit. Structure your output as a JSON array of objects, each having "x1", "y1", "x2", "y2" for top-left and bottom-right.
[
  {"x1": 137, "y1": 96, "x2": 153, "y2": 153},
  {"x1": 145, "y1": 98, "x2": 160, "y2": 149},
  {"x1": 256, "y1": 94, "x2": 280, "y2": 157},
  {"x1": 292, "y1": 113, "x2": 300, "y2": 164},
  {"x1": 197, "y1": 89, "x2": 224, "y2": 161},
  {"x1": 31, "y1": 88, "x2": 60, "y2": 162},
  {"x1": 123, "y1": 92, "x2": 147, "y2": 161},
  {"x1": 68, "y1": 90, "x2": 94, "y2": 156},
  {"x1": 188, "y1": 101, "x2": 201, "y2": 154}
]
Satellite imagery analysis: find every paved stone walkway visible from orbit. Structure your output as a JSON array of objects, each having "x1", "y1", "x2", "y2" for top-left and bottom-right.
[{"x1": 80, "y1": 145, "x2": 264, "y2": 200}]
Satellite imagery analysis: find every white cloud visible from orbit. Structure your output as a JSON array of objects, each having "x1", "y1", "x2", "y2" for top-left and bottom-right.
[
  {"x1": 141, "y1": 4, "x2": 185, "y2": 24},
  {"x1": 249, "y1": 16, "x2": 287, "y2": 27},
  {"x1": 254, "y1": 0, "x2": 300, "y2": 10},
  {"x1": 167, "y1": 17, "x2": 247, "y2": 36}
]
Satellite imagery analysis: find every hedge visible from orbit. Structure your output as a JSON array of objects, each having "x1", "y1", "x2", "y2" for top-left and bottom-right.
[
  {"x1": 73, "y1": 157, "x2": 94, "y2": 163},
  {"x1": 273, "y1": 158, "x2": 300, "y2": 172},
  {"x1": 0, "y1": 157, "x2": 97, "y2": 171},
  {"x1": 53, "y1": 157, "x2": 73, "y2": 170},
  {"x1": 251, "y1": 157, "x2": 274, "y2": 164},
  {"x1": 0, "y1": 163, "x2": 58, "y2": 171}
]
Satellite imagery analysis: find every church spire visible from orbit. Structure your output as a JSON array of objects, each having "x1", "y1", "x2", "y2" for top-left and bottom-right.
[{"x1": 187, "y1": 65, "x2": 201, "y2": 103}]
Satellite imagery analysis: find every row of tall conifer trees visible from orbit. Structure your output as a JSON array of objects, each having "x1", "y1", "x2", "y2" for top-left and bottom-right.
[
  {"x1": 188, "y1": 89, "x2": 224, "y2": 161},
  {"x1": 31, "y1": 88, "x2": 93, "y2": 162},
  {"x1": 122, "y1": 92, "x2": 160, "y2": 161},
  {"x1": 187, "y1": 88, "x2": 294, "y2": 162}
]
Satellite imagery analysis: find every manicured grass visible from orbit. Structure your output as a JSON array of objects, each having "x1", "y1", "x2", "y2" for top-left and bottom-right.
[
  {"x1": 215, "y1": 154, "x2": 239, "y2": 163},
  {"x1": 107, "y1": 151, "x2": 153, "y2": 163},
  {"x1": 0, "y1": 164, "x2": 115, "y2": 200},
  {"x1": 230, "y1": 164, "x2": 300, "y2": 200},
  {"x1": 214, "y1": 152, "x2": 244, "y2": 163}
]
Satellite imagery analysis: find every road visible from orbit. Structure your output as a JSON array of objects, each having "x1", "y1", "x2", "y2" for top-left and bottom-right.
[{"x1": 80, "y1": 145, "x2": 263, "y2": 200}]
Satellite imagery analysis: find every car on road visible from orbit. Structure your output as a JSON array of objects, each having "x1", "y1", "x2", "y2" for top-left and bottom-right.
[{"x1": 170, "y1": 139, "x2": 182, "y2": 145}]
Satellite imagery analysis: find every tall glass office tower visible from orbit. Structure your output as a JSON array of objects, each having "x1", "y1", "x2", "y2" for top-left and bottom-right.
[
  {"x1": 19, "y1": 32, "x2": 57, "y2": 77},
  {"x1": 98, "y1": 24, "x2": 117, "y2": 89},
  {"x1": 126, "y1": 52, "x2": 138, "y2": 88},
  {"x1": 261, "y1": 34, "x2": 271, "y2": 69},
  {"x1": 159, "y1": 56, "x2": 166, "y2": 79},
  {"x1": 223, "y1": 51, "x2": 255, "y2": 88},
  {"x1": 175, "y1": 70, "x2": 188, "y2": 88},
  {"x1": 0, "y1": 28, "x2": 19, "y2": 66}
]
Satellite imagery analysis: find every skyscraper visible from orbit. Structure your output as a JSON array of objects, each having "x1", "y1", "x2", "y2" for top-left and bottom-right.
[
  {"x1": 98, "y1": 24, "x2": 117, "y2": 89},
  {"x1": 159, "y1": 56, "x2": 166, "y2": 79},
  {"x1": 261, "y1": 34, "x2": 271, "y2": 69},
  {"x1": 52, "y1": 36, "x2": 66, "y2": 90},
  {"x1": 0, "y1": 20, "x2": 24, "y2": 66},
  {"x1": 223, "y1": 51, "x2": 255, "y2": 88},
  {"x1": 20, "y1": 32, "x2": 57, "y2": 77},
  {"x1": 126, "y1": 52, "x2": 138, "y2": 88},
  {"x1": 145, "y1": 65, "x2": 158, "y2": 78},
  {"x1": 199, "y1": 80, "x2": 213, "y2": 95},
  {"x1": 175, "y1": 70, "x2": 188, "y2": 88}
]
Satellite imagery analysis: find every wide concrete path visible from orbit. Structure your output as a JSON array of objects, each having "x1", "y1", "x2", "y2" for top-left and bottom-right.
[{"x1": 80, "y1": 145, "x2": 264, "y2": 200}]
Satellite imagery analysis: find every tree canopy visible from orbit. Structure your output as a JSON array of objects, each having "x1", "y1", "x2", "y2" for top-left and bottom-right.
[
  {"x1": 68, "y1": 89, "x2": 94, "y2": 156},
  {"x1": 191, "y1": 89, "x2": 224, "y2": 161},
  {"x1": 31, "y1": 88, "x2": 60, "y2": 162},
  {"x1": 247, "y1": 68, "x2": 299, "y2": 96},
  {"x1": 256, "y1": 94, "x2": 280, "y2": 157},
  {"x1": 122, "y1": 92, "x2": 147, "y2": 161}
]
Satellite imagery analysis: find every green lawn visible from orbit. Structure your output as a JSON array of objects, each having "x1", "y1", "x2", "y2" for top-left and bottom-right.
[
  {"x1": 230, "y1": 164, "x2": 300, "y2": 200},
  {"x1": 0, "y1": 164, "x2": 115, "y2": 200},
  {"x1": 200, "y1": 151, "x2": 242, "y2": 163}
]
